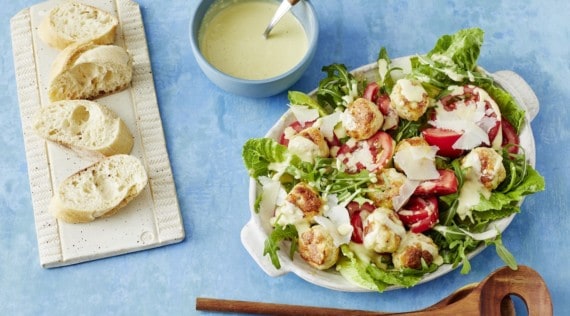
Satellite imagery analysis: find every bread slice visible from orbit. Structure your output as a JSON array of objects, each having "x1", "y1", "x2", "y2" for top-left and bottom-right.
[
  {"x1": 38, "y1": 1, "x2": 119, "y2": 50},
  {"x1": 48, "y1": 42, "x2": 133, "y2": 101},
  {"x1": 50, "y1": 154, "x2": 148, "y2": 223},
  {"x1": 33, "y1": 100, "x2": 134, "y2": 157}
]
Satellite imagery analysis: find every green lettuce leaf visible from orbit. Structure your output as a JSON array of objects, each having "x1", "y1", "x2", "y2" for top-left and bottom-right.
[
  {"x1": 242, "y1": 138, "x2": 288, "y2": 178},
  {"x1": 336, "y1": 245, "x2": 379, "y2": 291},
  {"x1": 428, "y1": 27, "x2": 484, "y2": 72},
  {"x1": 288, "y1": 91, "x2": 330, "y2": 117}
]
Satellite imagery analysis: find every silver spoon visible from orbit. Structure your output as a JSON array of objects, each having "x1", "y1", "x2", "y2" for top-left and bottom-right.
[{"x1": 262, "y1": 0, "x2": 301, "y2": 39}]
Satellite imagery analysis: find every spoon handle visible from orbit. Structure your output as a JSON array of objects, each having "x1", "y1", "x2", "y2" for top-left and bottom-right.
[{"x1": 196, "y1": 297, "x2": 388, "y2": 316}]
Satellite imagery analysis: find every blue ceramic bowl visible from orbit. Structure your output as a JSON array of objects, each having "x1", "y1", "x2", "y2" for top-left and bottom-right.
[{"x1": 189, "y1": 0, "x2": 319, "y2": 98}]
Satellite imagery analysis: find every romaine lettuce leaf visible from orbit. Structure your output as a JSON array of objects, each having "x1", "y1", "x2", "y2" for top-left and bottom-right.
[
  {"x1": 242, "y1": 138, "x2": 288, "y2": 178},
  {"x1": 428, "y1": 27, "x2": 484, "y2": 72}
]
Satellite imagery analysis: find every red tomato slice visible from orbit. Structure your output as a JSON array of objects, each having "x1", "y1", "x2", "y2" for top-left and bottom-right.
[
  {"x1": 501, "y1": 119, "x2": 520, "y2": 154},
  {"x1": 347, "y1": 201, "x2": 375, "y2": 244},
  {"x1": 422, "y1": 127, "x2": 464, "y2": 158},
  {"x1": 337, "y1": 131, "x2": 395, "y2": 173},
  {"x1": 434, "y1": 85, "x2": 501, "y2": 148},
  {"x1": 397, "y1": 196, "x2": 439, "y2": 233},
  {"x1": 414, "y1": 169, "x2": 458, "y2": 196},
  {"x1": 279, "y1": 120, "x2": 314, "y2": 146},
  {"x1": 363, "y1": 82, "x2": 392, "y2": 115},
  {"x1": 363, "y1": 82, "x2": 380, "y2": 104}
]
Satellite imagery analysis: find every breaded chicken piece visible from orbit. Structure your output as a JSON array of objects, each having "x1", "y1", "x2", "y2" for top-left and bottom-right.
[
  {"x1": 367, "y1": 168, "x2": 408, "y2": 209},
  {"x1": 298, "y1": 225, "x2": 339, "y2": 270},
  {"x1": 342, "y1": 98, "x2": 384, "y2": 140},
  {"x1": 393, "y1": 232, "x2": 441, "y2": 270},
  {"x1": 363, "y1": 207, "x2": 406, "y2": 253},
  {"x1": 390, "y1": 78, "x2": 430, "y2": 121},
  {"x1": 286, "y1": 182, "x2": 323, "y2": 222},
  {"x1": 461, "y1": 147, "x2": 506, "y2": 190}
]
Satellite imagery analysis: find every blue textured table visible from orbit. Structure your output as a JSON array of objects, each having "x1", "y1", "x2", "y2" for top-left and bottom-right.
[{"x1": 1, "y1": 0, "x2": 568, "y2": 314}]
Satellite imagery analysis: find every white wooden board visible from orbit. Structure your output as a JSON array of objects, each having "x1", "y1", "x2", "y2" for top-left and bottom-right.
[{"x1": 10, "y1": 0, "x2": 185, "y2": 268}]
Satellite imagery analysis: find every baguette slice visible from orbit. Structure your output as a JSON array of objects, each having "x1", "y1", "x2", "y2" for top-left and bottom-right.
[
  {"x1": 38, "y1": 1, "x2": 119, "y2": 50},
  {"x1": 50, "y1": 154, "x2": 148, "y2": 223},
  {"x1": 48, "y1": 42, "x2": 133, "y2": 101},
  {"x1": 33, "y1": 100, "x2": 134, "y2": 157}
]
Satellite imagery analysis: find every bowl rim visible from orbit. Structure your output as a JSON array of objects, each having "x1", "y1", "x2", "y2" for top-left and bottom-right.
[{"x1": 189, "y1": 0, "x2": 319, "y2": 84}]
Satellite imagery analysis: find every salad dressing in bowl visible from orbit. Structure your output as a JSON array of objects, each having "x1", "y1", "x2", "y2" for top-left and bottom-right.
[
  {"x1": 198, "y1": 0, "x2": 308, "y2": 80},
  {"x1": 189, "y1": 0, "x2": 318, "y2": 97}
]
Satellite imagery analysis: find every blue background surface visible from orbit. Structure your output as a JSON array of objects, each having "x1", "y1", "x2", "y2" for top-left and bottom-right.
[{"x1": 1, "y1": 0, "x2": 569, "y2": 314}]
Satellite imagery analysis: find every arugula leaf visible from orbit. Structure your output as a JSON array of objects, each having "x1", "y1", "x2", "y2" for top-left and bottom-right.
[
  {"x1": 317, "y1": 63, "x2": 364, "y2": 111},
  {"x1": 389, "y1": 117, "x2": 426, "y2": 142},
  {"x1": 263, "y1": 223, "x2": 298, "y2": 269},
  {"x1": 487, "y1": 234, "x2": 518, "y2": 270}
]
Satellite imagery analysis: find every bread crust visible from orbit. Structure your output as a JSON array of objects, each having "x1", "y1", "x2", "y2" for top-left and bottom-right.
[
  {"x1": 33, "y1": 100, "x2": 134, "y2": 158},
  {"x1": 49, "y1": 154, "x2": 148, "y2": 223},
  {"x1": 38, "y1": 1, "x2": 118, "y2": 50},
  {"x1": 48, "y1": 42, "x2": 133, "y2": 101}
]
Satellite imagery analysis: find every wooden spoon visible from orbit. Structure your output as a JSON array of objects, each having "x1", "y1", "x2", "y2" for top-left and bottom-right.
[{"x1": 196, "y1": 265, "x2": 552, "y2": 315}]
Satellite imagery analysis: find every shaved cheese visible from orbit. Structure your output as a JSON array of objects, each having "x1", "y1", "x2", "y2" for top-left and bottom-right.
[
  {"x1": 340, "y1": 111, "x2": 357, "y2": 130},
  {"x1": 430, "y1": 98, "x2": 490, "y2": 150},
  {"x1": 290, "y1": 105, "x2": 319, "y2": 126},
  {"x1": 430, "y1": 85, "x2": 503, "y2": 151},
  {"x1": 316, "y1": 112, "x2": 341, "y2": 142},
  {"x1": 452, "y1": 121, "x2": 490, "y2": 149},
  {"x1": 314, "y1": 195, "x2": 352, "y2": 246},
  {"x1": 259, "y1": 176, "x2": 285, "y2": 218},
  {"x1": 392, "y1": 179, "x2": 421, "y2": 211},
  {"x1": 282, "y1": 126, "x2": 297, "y2": 142},
  {"x1": 338, "y1": 141, "x2": 381, "y2": 173},
  {"x1": 394, "y1": 145, "x2": 439, "y2": 180}
]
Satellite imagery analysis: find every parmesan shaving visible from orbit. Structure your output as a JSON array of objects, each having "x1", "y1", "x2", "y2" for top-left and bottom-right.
[{"x1": 290, "y1": 105, "x2": 319, "y2": 126}]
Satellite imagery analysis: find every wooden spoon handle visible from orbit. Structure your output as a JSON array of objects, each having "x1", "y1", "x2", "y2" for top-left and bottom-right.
[{"x1": 196, "y1": 297, "x2": 389, "y2": 316}]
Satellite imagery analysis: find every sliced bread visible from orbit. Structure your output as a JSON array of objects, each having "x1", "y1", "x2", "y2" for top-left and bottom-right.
[
  {"x1": 33, "y1": 100, "x2": 134, "y2": 157},
  {"x1": 50, "y1": 154, "x2": 148, "y2": 223},
  {"x1": 38, "y1": 1, "x2": 119, "y2": 50},
  {"x1": 48, "y1": 42, "x2": 133, "y2": 101}
]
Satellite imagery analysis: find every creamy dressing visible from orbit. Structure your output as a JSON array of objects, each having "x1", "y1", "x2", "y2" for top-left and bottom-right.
[
  {"x1": 288, "y1": 135, "x2": 320, "y2": 163},
  {"x1": 199, "y1": 0, "x2": 308, "y2": 80},
  {"x1": 398, "y1": 78, "x2": 426, "y2": 102}
]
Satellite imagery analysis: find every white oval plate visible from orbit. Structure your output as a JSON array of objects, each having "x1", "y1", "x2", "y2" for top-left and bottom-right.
[{"x1": 241, "y1": 57, "x2": 539, "y2": 292}]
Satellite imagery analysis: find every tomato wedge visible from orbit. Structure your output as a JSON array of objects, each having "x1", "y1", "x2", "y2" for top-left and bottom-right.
[
  {"x1": 363, "y1": 82, "x2": 391, "y2": 115},
  {"x1": 501, "y1": 119, "x2": 520, "y2": 154},
  {"x1": 337, "y1": 131, "x2": 395, "y2": 173},
  {"x1": 431, "y1": 85, "x2": 501, "y2": 151},
  {"x1": 363, "y1": 82, "x2": 380, "y2": 104},
  {"x1": 422, "y1": 127, "x2": 464, "y2": 158},
  {"x1": 414, "y1": 169, "x2": 458, "y2": 196},
  {"x1": 347, "y1": 201, "x2": 375, "y2": 244},
  {"x1": 397, "y1": 196, "x2": 439, "y2": 233}
]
